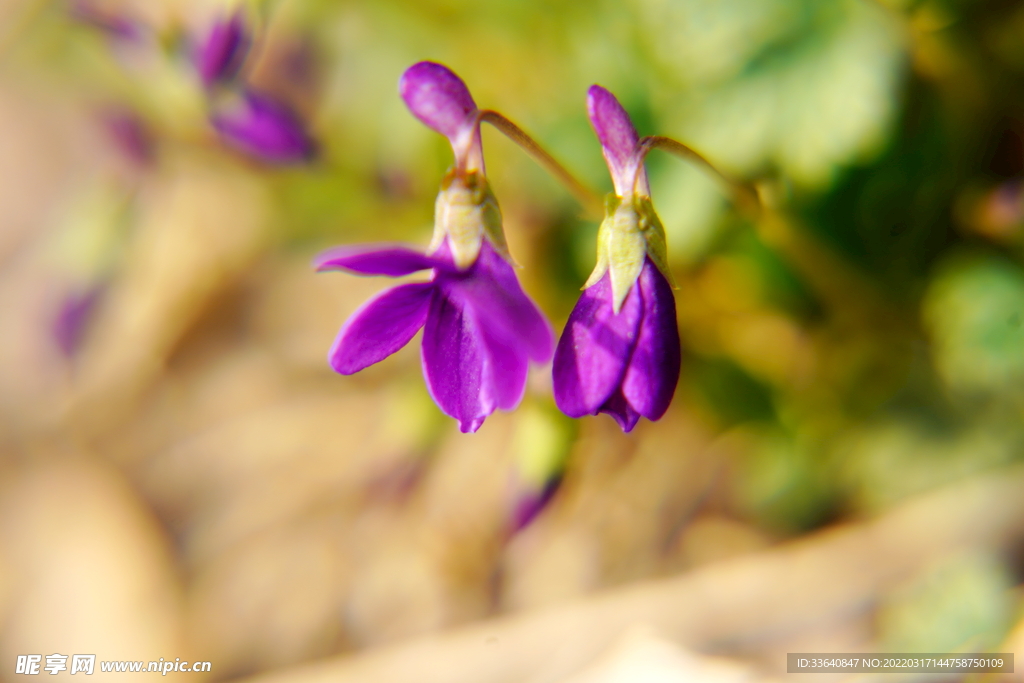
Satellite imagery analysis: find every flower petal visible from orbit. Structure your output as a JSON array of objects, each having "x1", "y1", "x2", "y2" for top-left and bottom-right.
[
  {"x1": 620, "y1": 259, "x2": 680, "y2": 420},
  {"x1": 587, "y1": 85, "x2": 648, "y2": 197},
  {"x1": 421, "y1": 292, "x2": 491, "y2": 433},
  {"x1": 598, "y1": 388, "x2": 642, "y2": 432},
  {"x1": 329, "y1": 283, "x2": 433, "y2": 375},
  {"x1": 197, "y1": 11, "x2": 250, "y2": 87},
  {"x1": 211, "y1": 91, "x2": 315, "y2": 164},
  {"x1": 552, "y1": 271, "x2": 642, "y2": 417},
  {"x1": 477, "y1": 322, "x2": 529, "y2": 411},
  {"x1": 314, "y1": 244, "x2": 451, "y2": 277},
  {"x1": 452, "y1": 241, "x2": 554, "y2": 362},
  {"x1": 399, "y1": 62, "x2": 478, "y2": 142}
]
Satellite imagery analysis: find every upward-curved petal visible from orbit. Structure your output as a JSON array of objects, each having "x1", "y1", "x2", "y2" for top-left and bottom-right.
[
  {"x1": 620, "y1": 259, "x2": 680, "y2": 420},
  {"x1": 329, "y1": 282, "x2": 433, "y2": 375},
  {"x1": 399, "y1": 62, "x2": 478, "y2": 142},
  {"x1": 552, "y1": 272, "x2": 643, "y2": 417},
  {"x1": 586, "y1": 85, "x2": 648, "y2": 197}
]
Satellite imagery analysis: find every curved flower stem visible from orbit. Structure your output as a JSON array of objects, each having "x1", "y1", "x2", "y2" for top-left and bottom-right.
[
  {"x1": 634, "y1": 136, "x2": 761, "y2": 218},
  {"x1": 479, "y1": 110, "x2": 604, "y2": 219}
]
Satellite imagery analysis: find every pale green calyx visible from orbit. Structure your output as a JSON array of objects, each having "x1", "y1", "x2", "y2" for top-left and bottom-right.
[
  {"x1": 429, "y1": 169, "x2": 510, "y2": 269},
  {"x1": 584, "y1": 193, "x2": 672, "y2": 312}
]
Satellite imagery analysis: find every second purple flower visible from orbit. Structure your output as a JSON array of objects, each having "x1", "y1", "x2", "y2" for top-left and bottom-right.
[{"x1": 552, "y1": 86, "x2": 681, "y2": 432}]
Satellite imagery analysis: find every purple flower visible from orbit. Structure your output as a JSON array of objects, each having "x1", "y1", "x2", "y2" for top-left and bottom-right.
[
  {"x1": 210, "y1": 90, "x2": 315, "y2": 163},
  {"x1": 315, "y1": 240, "x2": 552, "y2": 433},
  {"x1": 552, "y1": 86, "x2": 680, "y2": 432},
  {"x1": 196, "y1": 10, "x2": 251, "y2": 88},
  {"x1": 314, "y1": 62, "x2": 553, "y2": 432}
]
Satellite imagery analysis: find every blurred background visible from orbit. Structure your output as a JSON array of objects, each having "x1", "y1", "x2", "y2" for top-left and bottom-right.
[{"x1": 1, "y1": 0, "x2": 1024, "y2": 681}]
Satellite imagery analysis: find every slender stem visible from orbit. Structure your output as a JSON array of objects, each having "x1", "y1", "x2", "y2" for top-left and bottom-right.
[
  {"x1": 633, "y1": 136, "x2": 761, "y2": 217},
  {"x1": 479, "y1": 110, "x2": 604, "y2": 219}
]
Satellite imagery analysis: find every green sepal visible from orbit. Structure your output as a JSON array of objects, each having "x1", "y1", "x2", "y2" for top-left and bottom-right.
[
  {"x1": 583, "y1": 193, "x2": 674, "y2": 312},
  {"x1": 430, "y1": 169, "x2": 510, "y2": 269}
]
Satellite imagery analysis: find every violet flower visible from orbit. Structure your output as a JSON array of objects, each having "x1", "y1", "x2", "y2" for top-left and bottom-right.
[
  {"x1": 315, "y1": 62, "x2": 553, "y2": 433},
  {"x1": 552, "y1": 86, "x2": 680, "y2": 432},
  {"x1": 210, "y1": 90, "x2": 315, "y2": 163},
  {"x1": 196, "y1": 10, "x2": 251, "y2": 88}
]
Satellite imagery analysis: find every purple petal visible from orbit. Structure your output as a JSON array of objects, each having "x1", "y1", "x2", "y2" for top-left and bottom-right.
[
  {"x1": 449, "y1": 241, "x2": 554, "y2": 363},
  {"x1": 620, "y1": 259, "x2": 680, "y2": 420},
  {"x1": 197, "y1": 11, "x2": 250, "y2": 87},
  {"x1": 477, "y1": 322, "x2": 529, "y2": 411},
  {"x1": 422, "y1": 292, "x2": 490, "y2": 433},
  {"x1": 399, "y1": 62, "x2": 478, "y2": 142},
  {"x1": 211, "y1": 91, "x2": 315, "y2": 164},
  {"x1": 329, "y1": 282, "x2": 433, "y2": 375},
  {"x1": 314, "y1": 244, "x2": 452, "y2": 277},
  {"x1": 587, "y1": 85, "x2": 647, "y2": 196},
  {"x1": 420, "y1": 240, "x2": 549, "y2": 429},
  {"x1": 598, "y1": 388, "x2": 641, "y2": 432},
  {"x1": 552, "y1": 272, "x2": 643, "y2": 417}
]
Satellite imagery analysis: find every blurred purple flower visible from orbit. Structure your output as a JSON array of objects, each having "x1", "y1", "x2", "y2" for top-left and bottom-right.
[
  {"x1": 210, "y1": 91, "x2": 315, "y2": 163},
  {"x1": 510, "y1": 475, "x2": 561, "y2": 532},
  {"x1": 315, "y1": 62, "x2": 553, "y2": 432},
  {"x1": 552, "y1": 86, "x2": 680, "y2": 432},
  {"x1": 100, "y1": 108, "x2": 154, "y2": 166},
  {"x1": 314, "y1": 240, "x2": 551, "y2": 433},
  {"x1": 52, "y1": 286, "x2": 104, "y2": 357},
  {"x1": 196, "y1": 10, "x2": 251, "y2": 87},
  {"x1": 68, "y1": 1, "x2": 141, "y2": 42}
]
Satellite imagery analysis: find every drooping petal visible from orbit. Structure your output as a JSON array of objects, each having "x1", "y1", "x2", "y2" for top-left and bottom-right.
[
  {"x1": 449, "y1": 241, "x2": 553, "y2": 363},
  {"x1": 620, "y1": 259, "x2": 680, "y2": 420},
  {"x1": 329, "y1": 282, "x2": 433, "y2": 375},
  {"x1": 552, "y1": 272, "x2": 642, "y2": 417},
  {"x1": 586, "y1": 85, "x2": 648, "y2": 197},
  {"x1": 598, "y1": 387, "x2": 642, "y2": 432},
  {"x1": 314, "y1": 244, "x2": 452, "y2": 277},
  {"x1": 421, "y1": 291, "x2": 490, "y2": 433},
  {"x1": 476, "y1": 321, "x2": 529, "y2": 411},
  {"x1": 211, "y1": 91, "x2": 315, "y2": 164},
  {"x1": 420, "y1": 240, "x2": 548, "y2": 426},
  {"x1": 399, "y1": 62, "x2": 478, "y2": 142},
  {"x1": 197, "y1": 10, "x2": 250, "y2": 87}
]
